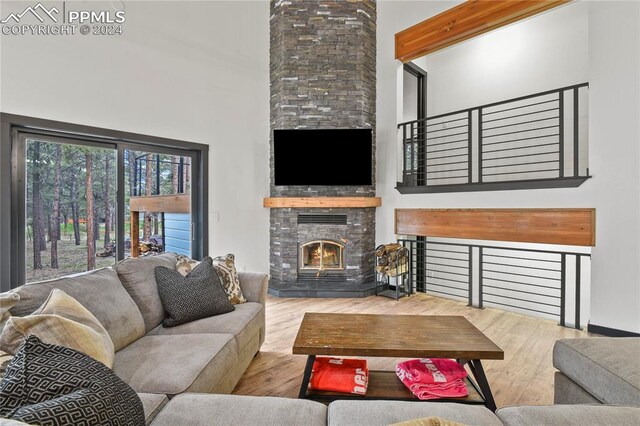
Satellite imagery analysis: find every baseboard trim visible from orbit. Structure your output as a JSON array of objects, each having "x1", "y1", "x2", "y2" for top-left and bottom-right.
[{"x1": 587, "y1": 323, "x2": 640, "y2": 337}]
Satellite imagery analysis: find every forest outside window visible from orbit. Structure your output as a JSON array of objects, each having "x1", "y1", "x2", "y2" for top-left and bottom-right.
[{"x1": 0, "y1": 114, "x2": 208, "y2": 290}]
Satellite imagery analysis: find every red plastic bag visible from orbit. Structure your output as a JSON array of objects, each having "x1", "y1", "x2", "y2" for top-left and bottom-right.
[{"x1": 309, "y1": 357, "x2": 368, "y2": 395}]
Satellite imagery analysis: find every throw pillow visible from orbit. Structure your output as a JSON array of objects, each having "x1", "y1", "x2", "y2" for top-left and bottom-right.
[
  {"x1": 0, "y1": 293, "x2": 20, "y2": 332},
  {"x1": 0, "y1": 336, "x2": 144, "y2": 426},
  {"x1": 175, "y1": 254, "x2": 199, "y2": 276},
  {"x1": 212, "y1": 254, "x2": 246, "y2": 304},
  {"x1": 155, "y1": 258, "x2": 234, "y2": 327},
  {"x1": 0, "y1": 350, "x2": 12, "y2": 381},
  {"x1": 0, "y1": 289, "x2": 115, "y2": 368}
]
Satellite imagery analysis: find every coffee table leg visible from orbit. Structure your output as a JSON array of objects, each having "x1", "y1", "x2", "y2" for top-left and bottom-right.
[
  {"x1": 298, "y1": 355, "x2": 316, "y2": 399},
  {"x1": 467, "y1": 359, "x2": 497, "y2": 412}
]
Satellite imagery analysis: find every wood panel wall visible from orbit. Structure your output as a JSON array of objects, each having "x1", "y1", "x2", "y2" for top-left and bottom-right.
[
  {"x1": 395, "y1": 208, "x2": 595, "y2": 246},
  {"x1": 395, "y1": 0, "x2": 569, "y2": 62}
]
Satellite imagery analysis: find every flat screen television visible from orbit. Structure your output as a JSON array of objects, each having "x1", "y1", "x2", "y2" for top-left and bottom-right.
[{"x1": 273, "y1": 128, "x2": 372, "y2": 186}]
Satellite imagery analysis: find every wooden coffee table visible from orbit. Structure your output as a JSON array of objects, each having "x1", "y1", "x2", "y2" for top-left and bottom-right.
[{"x1": 292, "y1": 313, "x2": 504, "y2": 411}]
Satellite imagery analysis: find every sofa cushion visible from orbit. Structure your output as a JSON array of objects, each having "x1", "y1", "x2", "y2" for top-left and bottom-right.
[
  {"x1": 137, "y1": 393, "x2": 168, "y2": 426},
  {"x1": 327, "y1": 401, "x2": 501, "y2": 426},
  {"x1": 7, "y1": 268, "x2": 145, "y2": 351},
  {"x1": 113, "y1": 333, "x2": 237, "y2": 396},
  {"x1": 553, "y1": 337, "x2": 640, "y2": 406},
  {"x1": 0, "y1": 336, "x2": 144, "y2": 426},
  {"x1": 150, "y1": 393, "x2": 327, "y2": 426},
  {"x1": 116, "y1": 253, "x2": 177, "y2": 333},
  {"x1": 0, "y1": 289, "x2": 114, "y2": 367},
  {"x1": 155, "y1": 259, "x2": 234, "y2": 327},
  {"x1": 147, "y1": 302, "x2": 263, "y2": 351},
  {"x1": 496, "y1": 404, "x2": 640, "y2": 426}
]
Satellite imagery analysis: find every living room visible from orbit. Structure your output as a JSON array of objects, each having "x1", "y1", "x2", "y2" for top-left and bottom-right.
[{"x1": 0, "y1": 0, "x2": 639, "y2": 425}]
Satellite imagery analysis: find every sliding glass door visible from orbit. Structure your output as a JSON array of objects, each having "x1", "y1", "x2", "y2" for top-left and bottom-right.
[
  {"x1": 5, "y1": 116, "x2": 207, "y2": 289},
  {"x1": 16, "y1": 134, "x2": 117, "y2": 283},
  {"x1": 123, "y1": 149, "x2": 193, "y2": 259}
]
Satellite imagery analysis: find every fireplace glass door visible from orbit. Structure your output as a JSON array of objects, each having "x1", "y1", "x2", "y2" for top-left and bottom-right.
[{"x1": 300, "y1": 240, "x2": 344, "y2": 271}]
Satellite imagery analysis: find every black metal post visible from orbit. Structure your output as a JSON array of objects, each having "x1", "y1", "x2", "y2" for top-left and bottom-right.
[
  {"x1": 573, "y1": 87, "x2": 579, "y2": 177},
  {"x1": 468, "y1": 110, "x2": 473, "y2": 183},
  {"x1": 560, "y1": 253, "x2": 566, "y2": 327},
  {"x1": 575, "y1": 255, "x2": 581, "y2": 329},
  {"x1": 416, "y1": 236, "x2": 426, "y2": 293},
  {"x1": 478, "y1": 108, "x2": 483, "y2": 183},
  {"x1": 468, "y1": 246, "x2": 473, "y2": 306},
  {"x1": 558, "y1": 91, "x2": 564, "y2": 178},
  {"x1": 478, "y1": 247, "x2": 484, "y2": 308}
]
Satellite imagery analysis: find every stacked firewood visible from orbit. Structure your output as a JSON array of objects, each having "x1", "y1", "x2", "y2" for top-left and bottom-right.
[{"x1": 375, "y1": 243, "x2": 409, "y2": 277}]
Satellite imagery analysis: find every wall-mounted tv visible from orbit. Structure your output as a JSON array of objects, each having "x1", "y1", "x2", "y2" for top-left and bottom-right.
[{"x1": 273, "y1": 128, "x2": 372, "y2": 186}]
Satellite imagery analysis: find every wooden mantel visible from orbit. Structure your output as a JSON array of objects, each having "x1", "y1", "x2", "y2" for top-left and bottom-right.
[
  {"x1": 395, "y1": 0, "x2": 570, "y2": 62},
  {"x1": 264, "y1": 197, "x2": 382, "y2": 209},
  {"x1": 395, "y1": 208, "x2": 595, "y2": 247}
]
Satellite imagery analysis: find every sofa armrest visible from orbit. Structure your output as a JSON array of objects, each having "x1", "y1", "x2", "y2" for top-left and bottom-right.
[{"x1": 238, "y1": 272, "x2": 268, "y2": 305}]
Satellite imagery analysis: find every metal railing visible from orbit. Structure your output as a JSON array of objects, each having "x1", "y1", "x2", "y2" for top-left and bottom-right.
[
  {"x1": 398, "y1": 83, "x2": 590, "y2": 193},
  {"x1": 399, "y1": 238, "x2": 589, "y2": 329}
]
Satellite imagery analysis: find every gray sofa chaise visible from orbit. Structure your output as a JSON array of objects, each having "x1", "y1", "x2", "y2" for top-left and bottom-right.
[{"x1": 553, "y1": 336, "x2": 640, "y2": 406}]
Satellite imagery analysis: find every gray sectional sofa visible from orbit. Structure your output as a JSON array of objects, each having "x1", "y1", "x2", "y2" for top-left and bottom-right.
[
  {"x1": 3, "y1": 252, "x2": 640, "y2": 425},
  {"x1": 2, "y1": 252, "x2": 268, "y2": 424}
]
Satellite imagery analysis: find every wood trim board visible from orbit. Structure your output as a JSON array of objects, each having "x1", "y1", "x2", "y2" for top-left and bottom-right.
[
  {"x1": 130, "y1": 194, "x2": 191, "y2": 214},
  {"x1": 395, "y1": 0, "x2": 570, "y2": 62},
  {"x1": 395, "y1": 208, "x2": 595, "y2": 246},
  {"x1": 263, "y1": 197, "x2": 382, "y2": 208}
]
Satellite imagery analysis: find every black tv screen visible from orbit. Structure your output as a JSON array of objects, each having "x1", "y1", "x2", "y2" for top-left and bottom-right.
[{"x1": 274, "y1": 129, "x2": 372, "y2": 186}]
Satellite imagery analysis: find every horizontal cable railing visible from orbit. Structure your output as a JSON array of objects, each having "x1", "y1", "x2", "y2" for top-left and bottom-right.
[
  {"x1": 399, "y1": 238, "x2": 590, "y2": 329},
  {"x1": 397, "y1": 83, "x2": 590, "y2": 193}
]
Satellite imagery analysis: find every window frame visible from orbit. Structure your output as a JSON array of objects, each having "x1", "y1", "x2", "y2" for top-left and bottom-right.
[{"x1": 0, "y1": 113, "x2": 209, "y2": 291}]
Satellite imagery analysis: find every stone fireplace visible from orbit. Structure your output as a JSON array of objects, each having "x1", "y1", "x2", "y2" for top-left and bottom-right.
[{"x1": 267, "y1": 0, "x2": 377, "y2": 297}]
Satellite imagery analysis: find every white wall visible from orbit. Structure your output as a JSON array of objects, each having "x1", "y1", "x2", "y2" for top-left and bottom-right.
[
  {"x1": 413, "y1": 2, "x2": 589, "y2": 116},
  {"x1": 377, "y1": 1, "x2": 640, "y2": 333},
  {"x1": 0, "y1": 1, "x2": 271, "y2": 273}
]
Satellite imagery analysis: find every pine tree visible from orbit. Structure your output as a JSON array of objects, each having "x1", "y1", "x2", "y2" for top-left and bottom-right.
[
  {"x1": 32, "y1": 141, "x2": 44, "y2": 269},
  {"x1": 50, "y1": 144, "x2": 62, "y2": 268},
  {"x1": 103, "y1": 152, "x2": 111, "y2": 248},
  {"x1": 85, "y1": 152, "x2": 96, "y2": 270}
]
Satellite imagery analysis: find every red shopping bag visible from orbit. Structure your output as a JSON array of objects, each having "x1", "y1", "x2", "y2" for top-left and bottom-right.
[{"x1": 309, "y1": 357, "x2": 368, "y2": 395}]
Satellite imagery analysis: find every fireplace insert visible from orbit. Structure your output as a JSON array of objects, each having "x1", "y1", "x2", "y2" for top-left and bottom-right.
[{"x1": 299, "y1": 240, "x2": 345, "y2": 271}]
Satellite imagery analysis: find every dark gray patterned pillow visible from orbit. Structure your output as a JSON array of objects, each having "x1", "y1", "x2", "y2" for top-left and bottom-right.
[
  {"x1": 155, "y1": 257, "x2": 234, "y2": 327},
  {"x1": 0, "y1": 336, "x2": 144, "y2": 426}
]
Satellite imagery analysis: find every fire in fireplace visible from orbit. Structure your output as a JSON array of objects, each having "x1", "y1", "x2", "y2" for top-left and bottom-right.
[{"x1": 300, "y1": 240, "x2": 345, "y2": 271}]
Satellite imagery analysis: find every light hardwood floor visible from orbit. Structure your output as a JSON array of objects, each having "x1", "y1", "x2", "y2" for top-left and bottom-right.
[{"x1": 232, "y1": 293, "x2": 589, "y2": 408}]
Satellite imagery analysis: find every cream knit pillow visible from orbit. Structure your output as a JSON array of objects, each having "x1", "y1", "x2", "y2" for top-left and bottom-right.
[{"x1": 0, "y1": 289, "x2": 114, "y2": 368}]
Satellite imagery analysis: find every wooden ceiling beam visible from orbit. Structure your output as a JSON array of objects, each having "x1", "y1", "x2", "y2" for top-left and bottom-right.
[{"x1": 395, "y1": 0, "x2": 570, "y2": 62}]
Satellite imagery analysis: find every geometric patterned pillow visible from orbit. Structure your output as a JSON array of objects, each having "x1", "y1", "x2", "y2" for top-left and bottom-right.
[
  {"x1": 212, "y1": 254, "x2": 246, "y2": 304},
  {"x1": 0, "y1": 336, "x2": 144, "y2": 426},
  {"x1": 0, "y1": 350, "x2": 12, "y2": 381},
  {"x1": 154, "y1": 259, "x2": 234, "y2": 328}
]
